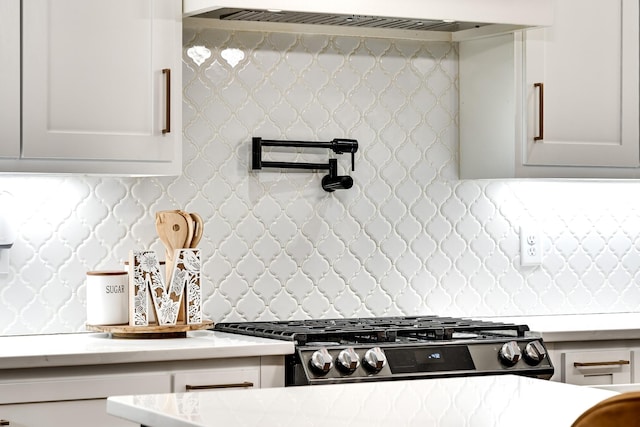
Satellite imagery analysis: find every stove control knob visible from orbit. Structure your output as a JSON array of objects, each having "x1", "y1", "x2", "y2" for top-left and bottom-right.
[
  {"x1": 523, "y1": 340, "x2": 547, "y2": 365},
  {"x1": 337, "y1": 348, "x2": 360, "y2": 373},
  {"x1": 499, "y1": 341, "x2": 522, "y2": 366},
  {"x1": 363, "y1": 347, "x2": 386, "y2": 373},
  {"x1": 310, "y1": 348, "x2": 333, "y2": 375}
]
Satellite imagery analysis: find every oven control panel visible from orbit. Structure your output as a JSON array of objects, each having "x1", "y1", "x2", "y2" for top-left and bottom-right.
[{"x1": 296, "y1": 339, "x2": 554, "y2": 385}]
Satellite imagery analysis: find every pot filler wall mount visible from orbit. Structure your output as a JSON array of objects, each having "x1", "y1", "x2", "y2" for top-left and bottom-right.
[{"x1": 252, "y1": 137, "x2": 358, "y2": 192}]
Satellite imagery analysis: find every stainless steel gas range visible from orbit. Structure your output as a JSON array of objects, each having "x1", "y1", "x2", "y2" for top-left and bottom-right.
[{"x1": 214, "y1": 316, "x2": 554, "y2": 386}]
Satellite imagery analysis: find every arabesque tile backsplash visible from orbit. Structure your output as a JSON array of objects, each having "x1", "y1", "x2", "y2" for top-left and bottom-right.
[{"x1": 0, "y1": 22, "x2": 639, "y2": 335}]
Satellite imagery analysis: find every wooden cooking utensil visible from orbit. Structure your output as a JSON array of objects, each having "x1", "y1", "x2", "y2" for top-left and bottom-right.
[
  {"x1": 189, "y1": 213, "x2": 204, "y2": 248},
  {"x1": 154, "y1": 209, "x2": 204, "y2": 325},
  {"x1": 177, "y1": 210, "x2": 195, "y2": 249},
  {"x1": 155, "y1": 210, "x2": 191, "y2": 279}
]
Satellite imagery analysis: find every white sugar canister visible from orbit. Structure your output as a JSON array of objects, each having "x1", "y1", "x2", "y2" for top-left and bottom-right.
[{"x1": 86, "y1": 270, "x2": 129, "y2": 325}]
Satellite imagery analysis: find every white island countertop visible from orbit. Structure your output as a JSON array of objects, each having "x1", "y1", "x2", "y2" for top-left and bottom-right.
[
  {"x1": 107, "y1": 374, "x2": 617, "y2": 427},
  {"x1": 483, "y1": 312, "x2": 640, "y2": 342},
  {"x1": 0, "y1": 330, "x2": 294, "y2": 370}
]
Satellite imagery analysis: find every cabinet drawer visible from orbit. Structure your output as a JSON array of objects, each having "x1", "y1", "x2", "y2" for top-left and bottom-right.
[
  {"x1": 0, "y1": 372, "x2": 170, "y2": 405},
  {"x1": 1, "y1": 399, "x2": 137, "y2": 427},
  {"x1": 173, "y1": 367, "x2": 260, "y2": 392},
  {"x1": 563, "y1": 349, "x2": 632, "y2": 386}
]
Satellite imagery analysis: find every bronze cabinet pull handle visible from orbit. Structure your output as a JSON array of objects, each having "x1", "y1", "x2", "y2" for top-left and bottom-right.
[
  {"x1": 534, "y1": 82, "x2": 544, "y2": 141},
  {"x1": 162, "y1": 68, "x2": 171, "y2": 134},
  {"x1": 185, "y1": 381, "x2": 254, "y2": 390},
  {"x1": 0, "y1": 419, "x2": 10, "y2": 425},
  {"x1": 573, "y1": 360, "x2": 630, "y2": 368}
]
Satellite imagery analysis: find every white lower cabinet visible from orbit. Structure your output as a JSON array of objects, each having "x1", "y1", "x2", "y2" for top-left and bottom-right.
[
  {"x1": 172, "y1": 356, "x2": 265, "y2": 392},
  {"x1": 0, "y1": 356, "x2": 285, "y2": 427},
  {"x1": 562, "y1": 349, "x2": 632, "y2": 386},
  {"x1": 174, "y1": 367, "x2": 261, "y2": 392},
  {"x1": 0, "y1": 372, "x2": 169, "y2": 427},
  {"x1": 546, "y1": 340, "x2": 640, "y2": 389},
  {"x1": 171, "y1": 355, "x2": 285, "y2": 393},
  {"x1": 1, "y1": 400, "x2": 137, "y2": 427}
]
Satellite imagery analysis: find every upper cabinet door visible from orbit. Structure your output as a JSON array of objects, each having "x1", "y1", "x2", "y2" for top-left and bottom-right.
[
  {"x1": 22, "y1": 0, "x2": 181, "y2": 167},
  {"x1": 0, "y1": 0, "x2": 20, "y2": 158},
  {"x1": 522, "y1": 0, "x2": 639, "y2": 168}
]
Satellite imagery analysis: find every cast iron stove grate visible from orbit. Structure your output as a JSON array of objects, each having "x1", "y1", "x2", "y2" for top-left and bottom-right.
[{"x1": 213, "y1": 316, "x2": 529, "y2": 346}]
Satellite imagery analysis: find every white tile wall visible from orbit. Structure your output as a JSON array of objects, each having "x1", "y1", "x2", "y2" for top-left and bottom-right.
[{"x1": 0, "y1": 24, "x2": 639, "y2": 335}]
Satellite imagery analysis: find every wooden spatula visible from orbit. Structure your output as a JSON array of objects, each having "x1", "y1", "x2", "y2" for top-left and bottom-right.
[
  {"x1": 177, "y1": 210, "x2": 195, "y2": 249},
  {"x1": 189, "y1": 213, "x2": 204, "y2": 248}
]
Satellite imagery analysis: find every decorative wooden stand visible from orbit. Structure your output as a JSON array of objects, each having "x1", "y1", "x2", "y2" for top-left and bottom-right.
[
  {"x1": 87, "y1": 248, "x2": 205, "y2": 339},
  {"x1": 86, "y1": 320, "x2": 213, "y2": 339},
  {"x1": 87, "y1": 211, "x2": 209, "y2": 339}
]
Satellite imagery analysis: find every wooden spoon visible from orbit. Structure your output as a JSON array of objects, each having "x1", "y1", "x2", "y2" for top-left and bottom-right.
[{"x1": 155, "y1": 210, "x2": 191, "y2": 279}]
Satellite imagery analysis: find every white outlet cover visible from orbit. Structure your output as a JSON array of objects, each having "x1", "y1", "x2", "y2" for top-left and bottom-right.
[{"x1": 520, "y1": 226, "x2": 543, "y2": 267}]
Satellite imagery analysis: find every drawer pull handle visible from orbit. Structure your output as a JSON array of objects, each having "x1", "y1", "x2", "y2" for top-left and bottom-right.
[
  {"x1": 534, "y1": 82, "x2": 544, "y2": 141},
  {"x1": 574, "y1": 360, "x2": 630, "y2": 368},
  {"x1": 185, "y1": 381, "x2": 254, "y2": 390},
  {"x1": 162, "y1": 68, "x2": 171, "y2": 134},
  {"x1": 0, "y1": 420, "x2": 10, "y2": 425}
]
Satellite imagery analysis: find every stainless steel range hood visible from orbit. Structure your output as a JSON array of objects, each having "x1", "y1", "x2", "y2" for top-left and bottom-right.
[{"x1": 183, "y1": 0, "x2": 553, "y2": 41}]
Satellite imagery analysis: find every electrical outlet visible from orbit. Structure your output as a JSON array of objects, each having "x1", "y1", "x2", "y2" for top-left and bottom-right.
[{"x1": 520, "y1": 226, "x2": 542, "y2": 267}]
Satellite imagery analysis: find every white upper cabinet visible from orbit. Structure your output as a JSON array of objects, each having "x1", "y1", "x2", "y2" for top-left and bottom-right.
[
  {"x1": 0, "y1": 0, "x2": 20, "y2": 158},
  {"x1": 522, "y1": 0, "x2": 639, "y2": 169},
  {"x1": 460, "y1": 0, "x2": 640, "y2": 178},
  {"x1": 3, "y1": 0, "x2": 182, "y2": 175}
]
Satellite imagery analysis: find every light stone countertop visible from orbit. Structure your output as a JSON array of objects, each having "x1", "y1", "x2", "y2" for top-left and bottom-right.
[
  {"x1": 2, "y1": 312, "x2": 638, "y2": 370},
  {"x1": 0, "y1": 330, "x2": 294, "y2": 370},
  {"x1": 107, "y1": 374, "x2": 618, "y2": 427},
  {"x1": 482, "y1": 312, "x2": 640, "y2": 342}
]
